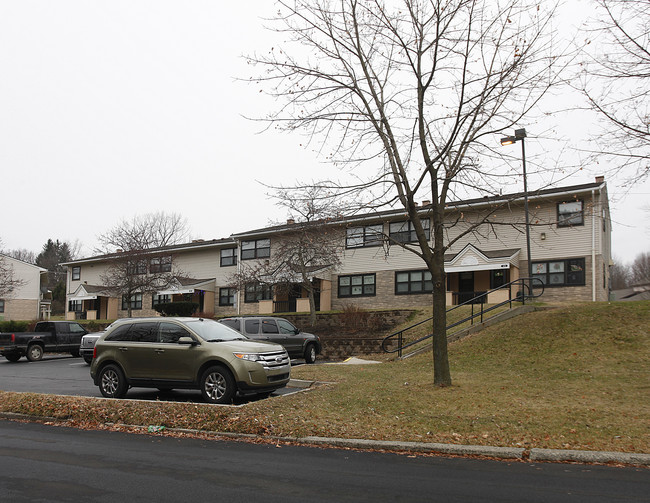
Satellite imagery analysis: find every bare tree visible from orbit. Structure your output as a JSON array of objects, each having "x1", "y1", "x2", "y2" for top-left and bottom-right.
[
  {"x1": 609, "y1": 256, "x2": 631, "y2": 290},
  {"x1": 0, "y1": 239, "x2": 26, "y2": 298},
  {"x1": 247, "y1": 0, "x2": 568, "y2": 386},
  {"x1": 580, "y1": 0, "x2": 650, "y2": 183},
  {"x1": 4, "y1": 248, "x2": 36, "y2": 264},
  {"x1": 96, "y1": 211, "x2": 190, "y2": 253},
  {"x1": 232, "y1": 185, "x2": 345, "y2": 325},
  {"x1": 96, "y1": 213, "x2": 189, "y2": 316},
  {"x1": 630, "y1": 251, "x2": 650, "y2": 284}
]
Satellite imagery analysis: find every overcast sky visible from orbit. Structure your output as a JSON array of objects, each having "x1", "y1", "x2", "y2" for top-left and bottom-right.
[{"x1": 1, "y1": 1, "x2": 648, "y2": 264}]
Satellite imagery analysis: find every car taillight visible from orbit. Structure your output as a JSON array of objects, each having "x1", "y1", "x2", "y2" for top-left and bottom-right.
[
  {"x1": 93, "y1": 346, "x2": 97, "y2": 359},
  {"x1": 11, "y1": 333, "x2": 15, "y2": 342}
]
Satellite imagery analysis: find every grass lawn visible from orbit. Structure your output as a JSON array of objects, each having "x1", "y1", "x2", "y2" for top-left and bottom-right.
[{"x1": 1, "y1": 301, "x2": 648, "y2": 453}]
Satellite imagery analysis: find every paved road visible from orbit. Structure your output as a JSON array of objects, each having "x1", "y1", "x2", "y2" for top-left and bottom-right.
[
  {"x1": 0, "y1": 354, "x2": 300, "y2": 404},
  {"x1": 1, "y1": 420, "x2": 648, "y2": 503}
]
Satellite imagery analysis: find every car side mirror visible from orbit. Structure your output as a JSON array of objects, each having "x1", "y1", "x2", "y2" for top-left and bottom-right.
[{"x1": 178, "y1": 336, "x2": 197, "y2": 346}]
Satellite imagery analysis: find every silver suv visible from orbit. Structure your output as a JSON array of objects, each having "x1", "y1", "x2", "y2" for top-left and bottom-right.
[
  {"x1": 90, "y1": 317, "x2": 290, "y2": 404},
  {"x1": 217, "y1": 317, "x2": 321, "y2": 363}
]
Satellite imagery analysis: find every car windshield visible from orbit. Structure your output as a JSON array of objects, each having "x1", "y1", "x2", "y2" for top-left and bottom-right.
[{"x1": 184, "y1": 319, "x2": 246, "y2": 342}]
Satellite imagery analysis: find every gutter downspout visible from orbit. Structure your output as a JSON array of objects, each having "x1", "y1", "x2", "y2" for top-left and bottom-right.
[
  {"x1": 236, "y1": 240, "x2": 241, "y2": 315},
  {"x1": 592, "y1": 189, "x2": 597, "y2": 302}
]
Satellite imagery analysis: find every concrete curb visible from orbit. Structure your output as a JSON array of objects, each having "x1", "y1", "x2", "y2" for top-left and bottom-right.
[
  {"x1": 529, "y1": 448, "x2": 650, "y2": 466},
  {"x1": 299, "y1": 436, "x2": 526, "y2": 460},
  {"x1": 2, "y1": 411, "x2": 648, "y2": 466}
]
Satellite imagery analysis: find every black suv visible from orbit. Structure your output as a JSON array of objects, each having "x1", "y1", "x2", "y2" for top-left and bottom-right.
[{"x1": 217, "y1": 317, "x2": 321, "y2": 363}]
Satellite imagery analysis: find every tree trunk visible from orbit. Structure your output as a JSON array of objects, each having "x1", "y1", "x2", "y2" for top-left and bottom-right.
[
  {"x1": 307, "y1": 285, "x2": 317, "y2": 327},
  {"x1": 431, "y1": 209, "x2": 451, "y2": 387}
]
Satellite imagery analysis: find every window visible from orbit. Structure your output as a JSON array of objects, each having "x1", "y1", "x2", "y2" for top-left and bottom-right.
[
  {"x1": 395, "y1": 270, "x2": 433, "y2": 295},
  {"x1": 261, "y1": 319, "x2": 279, "y2": 334},
  {"x1": 241, "y1": 239, "x2": 271, "y2": 260},
  {"x1": 128, "y1": 322, "x2": 158, "y2": 343},
  {"x1": 128, "y1": 260, "x2": 147, "y2": 275},
  {"x1": 389, "y1": 219, "x2": 430, "y2": 243},
  {"x1": 0, "y1": 299, "x2": 4, "y2": 313},
  {"x1": 159, "y1": 322, "x2": 191, "y2": 343},
  {"x1": 122, "y1": 293, "x2": 143, "y2": 310},
  {"x1": 219, "y1": 287, "x2": 236, "y2": 306},
  {"x1": 220, "y1": 248, "x2": 237, "y2": 267},
  {"x1": 68, "y1": 300, "x2": 82, "y2": 312},
  {"x1": 152, "y1": 294, "x2": 171, "y2": 308},
  {"x1": 532, "y1": 258, "x2": 585, "y2": 287},
  {"x1": 105, "y1": 324, "x2": 133, "y2": 342},
  {"x1": 150, "y1": 256, "x2": 172, "y2": 273},
  {"x1": 278, "y1": 319, "x2": 298, "y2": 334},
  {"x1": 72, "y1": 267, "x2": 80, "y2": 281},
  {"x1": 346, "y1": 224, "x2": 383, "y2": 248},
  {"x1": 244, "y1": 283, "x2": 273, "y2": 303},
  {"x1": 219, "y1": 318, "x2": 240, "y2": 331},
  {"x1": 338, "y1": 274, "x2": 376, "y2": 297},
  {"x1": 69, "y1": 322, "x2": 86, "y2": 334},
  {"x1": 490, "y1": 269, "x2": 510, "y2": 289},
  {"x1": 244, "y1": 318, "x2": 260, "y2": 334},
  {"x1": 557, "y1": 200, "x2": 583, "y2": 227}
]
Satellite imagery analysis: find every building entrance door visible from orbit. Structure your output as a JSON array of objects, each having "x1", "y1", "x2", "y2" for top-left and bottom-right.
[{"x1": 458, "y1": 271, "x2": 475, "y2": 304}]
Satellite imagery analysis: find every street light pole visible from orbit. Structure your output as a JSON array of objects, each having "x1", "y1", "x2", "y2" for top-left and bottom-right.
[{"x1": 500, "y1": 128, "x2": 532, "y2": 297}]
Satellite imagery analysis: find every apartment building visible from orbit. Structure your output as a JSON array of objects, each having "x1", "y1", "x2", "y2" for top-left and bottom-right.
[
  {"x1": 64, "y1": 177, "x2": 611, "y2": 320},
  {"x1": 0, "y1": 255, "x2": 49, "y2": 321}
]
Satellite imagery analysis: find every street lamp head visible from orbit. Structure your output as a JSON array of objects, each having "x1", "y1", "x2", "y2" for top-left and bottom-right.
[{"x1": 500, "y1": 128, "x2": 527, "y2": 146}]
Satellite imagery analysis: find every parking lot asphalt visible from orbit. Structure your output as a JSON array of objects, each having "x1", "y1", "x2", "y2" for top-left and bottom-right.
[{"x1": 0, "y1": 354, "x2": 308, "y2": 405}]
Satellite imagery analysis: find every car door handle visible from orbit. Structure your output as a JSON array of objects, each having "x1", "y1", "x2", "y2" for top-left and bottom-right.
[
  {"x1": 119, "y1": 347, "x2": 128, "y2": 352},
  {"x1": 154, "y1": 349, "x2": 165, "y2": 354}
]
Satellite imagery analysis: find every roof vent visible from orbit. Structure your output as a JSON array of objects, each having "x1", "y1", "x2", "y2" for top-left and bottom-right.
[
  {"x1": 595, "y1": 175, "x2": 604, "y2": 183},
  {"x1": 287, "y1": 218, "x2": 295, "y2": 225}
]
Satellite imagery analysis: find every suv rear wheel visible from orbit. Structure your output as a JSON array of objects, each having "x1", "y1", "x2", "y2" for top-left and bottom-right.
[
  {"x1": 99, "y1": 364, "x2": 127, "y2": 399},
  {"x1": 200, "y1": 365, "x2": 235, "y2": 404}
]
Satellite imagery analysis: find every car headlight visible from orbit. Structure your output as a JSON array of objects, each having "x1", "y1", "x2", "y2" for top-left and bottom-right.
[{"x1": 233, "y1": 352, "x2": 263, "y2": 363}]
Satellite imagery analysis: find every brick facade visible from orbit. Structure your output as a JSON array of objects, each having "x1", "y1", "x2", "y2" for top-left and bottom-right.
[{"x1": 0, "y1": 299, "x2": 39, "y2": 321}]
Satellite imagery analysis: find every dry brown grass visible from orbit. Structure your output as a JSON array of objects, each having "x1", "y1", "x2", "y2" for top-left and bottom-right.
[{"x1": 1, "y1": 301, "x2": 648, "y2": 453}]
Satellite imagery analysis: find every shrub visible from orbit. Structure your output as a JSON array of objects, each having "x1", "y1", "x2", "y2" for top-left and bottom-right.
[
  {"x1": 153, "y1": 302, "x2": 199, "y2": 317},
  {"x1": 0, "y1": 320, "x2": 30, "y2": 332}
]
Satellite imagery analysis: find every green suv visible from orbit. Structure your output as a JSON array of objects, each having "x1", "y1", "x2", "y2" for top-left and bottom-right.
[{"x1": 90, "y1": 317, "x2": 291, "y2": 404}]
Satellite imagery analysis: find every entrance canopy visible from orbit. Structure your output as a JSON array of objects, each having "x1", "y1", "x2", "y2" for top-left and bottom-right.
[
  {"x1": 67, "y1": 284, "x2": 112, "y2": 301},
  {"x1": 156, "y1": 277, "x2": 216, "y2": 296},
  {"x1": 445, "y1": 245, "x2": 520, "y2": 273}
]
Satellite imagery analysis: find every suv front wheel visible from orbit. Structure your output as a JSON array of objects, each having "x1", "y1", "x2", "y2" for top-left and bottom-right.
[
  {"x1": 304, "y1": 343, "x2": 317, "y2": 364},
  {"x1": 200, "y1": 365, "x2": 235, "y2": 404}
]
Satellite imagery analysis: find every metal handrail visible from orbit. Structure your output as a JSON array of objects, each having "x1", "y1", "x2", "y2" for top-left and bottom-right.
[{"x1": 381, "y1": 277, "x2": 545, "y2": 357}]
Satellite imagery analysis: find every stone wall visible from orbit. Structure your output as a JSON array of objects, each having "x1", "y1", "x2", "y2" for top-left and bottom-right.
[{"x1": 280, "y1": 308, "x2": 416, "y2": 360}]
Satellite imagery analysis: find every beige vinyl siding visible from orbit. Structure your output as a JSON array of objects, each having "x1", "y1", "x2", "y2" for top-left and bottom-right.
[
  {"x1": 7, "y1": 258, "x2": 43, "y2": 300},
  {"x1": 0, "y1": 256, "x2": 45, "y2": 320}
]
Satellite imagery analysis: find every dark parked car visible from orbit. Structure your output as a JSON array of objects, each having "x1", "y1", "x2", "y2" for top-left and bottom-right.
[
  {"x1": 90, "y1": 317, "x2": 291, "y2": 404},
  {"x1": 0, "y1": 321, "x2": 88, "y2": 362},
  {"x1": 217, "y1": 316, "x2": 321, "y2": 363}
]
